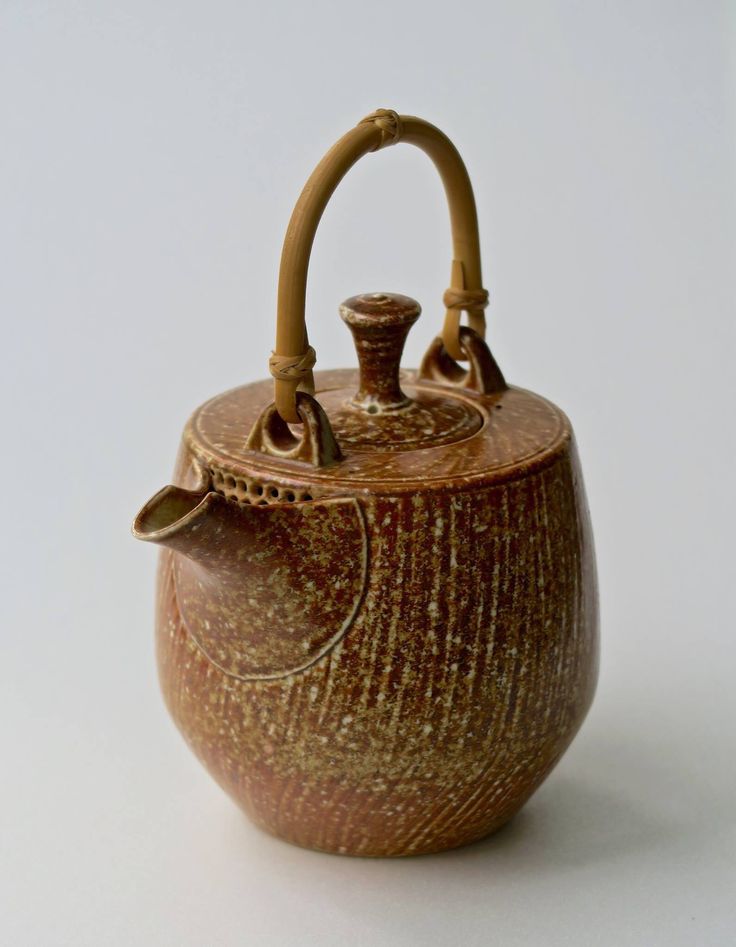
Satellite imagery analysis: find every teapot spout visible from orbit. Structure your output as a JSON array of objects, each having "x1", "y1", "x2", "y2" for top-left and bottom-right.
[
  {"x1": 132, "y1": 483, "x2": 369, "y2": 680},
  {"x1": 133, "y1": 484, "x2": 205, "y2": 539},
  {"x1": 132, "y1": 484, "x2": 224, "y2": 557}
]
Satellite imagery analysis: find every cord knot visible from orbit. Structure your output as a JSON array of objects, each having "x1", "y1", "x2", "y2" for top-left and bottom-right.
[{"x1": 359, "y1": 108, "x2": 403, "y2": 151}]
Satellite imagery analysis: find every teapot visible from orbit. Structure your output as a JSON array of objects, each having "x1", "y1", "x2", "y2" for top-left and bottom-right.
[{"x1": 133, "y1": 110, "x2": 598, "y2": 857}]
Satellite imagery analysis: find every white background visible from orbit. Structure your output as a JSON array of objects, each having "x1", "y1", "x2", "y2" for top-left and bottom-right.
[{"x1": 2, "y1": 2, "x2": 735, "y2": 944}]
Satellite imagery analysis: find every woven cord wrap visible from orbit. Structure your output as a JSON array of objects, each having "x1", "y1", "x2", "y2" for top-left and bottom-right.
[
  {"x1": 358, "y1": 109, "x2": 403, "y2": 150},
  {"x1": 443, "y1": 287, "x2": 489, "y2": 311},
  {"x1": 441, "y1": 260, "x2": 489, "y2": 358},
  {"x1": 269, "y1": 345, "x2": 317, "y2": 383}
]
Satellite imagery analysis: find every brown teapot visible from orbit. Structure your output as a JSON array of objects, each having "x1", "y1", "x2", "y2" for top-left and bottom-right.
[{"x1": 133, "y1": 110, "x2": 599, "y2": 857}]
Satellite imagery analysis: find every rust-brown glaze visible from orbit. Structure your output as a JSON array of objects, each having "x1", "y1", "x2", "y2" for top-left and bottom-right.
[
  {"x1": 134, "y1": 300, "x2": 598, "y2": 855},
  {"x1": 134, "y1": 111, "x2": 599, "y2": 856}
]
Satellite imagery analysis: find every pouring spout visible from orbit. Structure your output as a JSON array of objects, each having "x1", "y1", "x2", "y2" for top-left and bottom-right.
[
  {"x1": 132, "y1": 484, "x2": 241, "y2": 565},
  {"x1": 132, "y1": 482, "x2": 264, "y2": 567},
  {"x1": 132, "y1": 481, "x2": 370, "y2": 679},
  {"x1": 133, "y1": 485, "x2": 209, "y2": 539},
  {"x1": 132, "y1": 484, "x2": 215, "y2": 546}
]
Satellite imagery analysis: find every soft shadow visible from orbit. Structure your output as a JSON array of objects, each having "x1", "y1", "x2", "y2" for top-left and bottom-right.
[
  {"x1": 423, "y1": 724, "x2": 703, "y2": 876},
  {"x1": 233, "y1": 719, "x2": 711, "y2": 888}
]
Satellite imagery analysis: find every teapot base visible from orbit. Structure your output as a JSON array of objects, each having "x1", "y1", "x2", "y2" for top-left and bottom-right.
[{"x1": 245, "y1": 804, "x2": 522, "y2": 858}]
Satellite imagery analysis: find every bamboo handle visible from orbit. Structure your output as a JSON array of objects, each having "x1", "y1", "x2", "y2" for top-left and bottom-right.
[{"x1": 271, "y1": 109, "x2": 488, "y2": 423}]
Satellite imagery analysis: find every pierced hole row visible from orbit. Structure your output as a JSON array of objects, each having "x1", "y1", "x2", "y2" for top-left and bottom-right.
[{"x1": 209, "y1": 468, "x2": 314, "y2": 506}]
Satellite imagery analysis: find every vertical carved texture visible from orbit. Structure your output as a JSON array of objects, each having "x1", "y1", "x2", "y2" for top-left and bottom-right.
[{"x1": 155, "y1": 437, "x2": 598, "y2": 857}]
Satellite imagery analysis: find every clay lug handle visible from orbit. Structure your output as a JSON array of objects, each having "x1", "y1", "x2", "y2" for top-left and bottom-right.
[
  {"x1": 247, "y1": 391, "x2": 342, "y2": 467},
  {"x1": 418, "y1": 326, "x2": 507, "y2": 395}
]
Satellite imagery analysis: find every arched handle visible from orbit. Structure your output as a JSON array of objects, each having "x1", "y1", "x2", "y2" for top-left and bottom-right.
[{"x1": 270, "y1": 109, "x2": 489, "y2": 423}]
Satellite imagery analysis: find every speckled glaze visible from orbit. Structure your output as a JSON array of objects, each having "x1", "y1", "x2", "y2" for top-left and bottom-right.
[{"x1": 133, "y1": 292, "x2": 598, "y2": 857}]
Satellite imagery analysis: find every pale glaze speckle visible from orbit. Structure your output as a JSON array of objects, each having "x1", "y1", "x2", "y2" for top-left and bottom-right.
[
  {"x1": 190, "y1": 372, "x2": 568, "y2": 489},
  {"x1": 149, "y1": 406, "x2": 598, "y2": 856}
]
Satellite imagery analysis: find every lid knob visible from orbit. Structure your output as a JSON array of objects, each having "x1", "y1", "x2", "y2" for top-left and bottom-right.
[{"x1": 339, "y1": 293, "x2": 420, "y2": 413}]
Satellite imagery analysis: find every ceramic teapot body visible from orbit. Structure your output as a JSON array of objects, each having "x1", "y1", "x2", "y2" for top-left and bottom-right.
[{"x1": 134, "y1": 111, "x2": 598, "y2": 856}]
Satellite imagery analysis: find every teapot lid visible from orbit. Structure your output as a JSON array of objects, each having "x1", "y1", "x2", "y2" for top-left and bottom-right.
[{"x1": 183, "y1": 291, "x2": 570, "y2": 496}]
